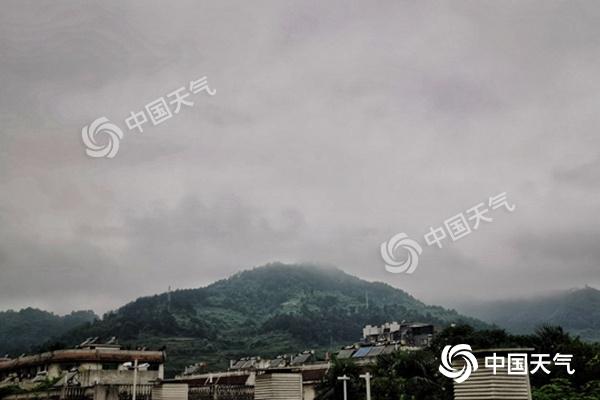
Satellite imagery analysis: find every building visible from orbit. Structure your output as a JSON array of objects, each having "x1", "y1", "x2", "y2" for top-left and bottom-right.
[
  {"x1": 362, "y1": 321, "x2": 434, "y2": 347},
  {"x1": 0, "y1": 340, "x2": 165, "y2": 400},
  {"x1": 362, "y1": 321, "x2": 401, "y2": 341},
  {"x1": 172, "y1": 321, "x2": 435, "y2": 400},
  {"x1": 173, "y1": 351, "x2": 327, "y2": 400},
  {"x1": 453, "y1": 348, "x2": 534, "y2": 400},
  {"x1": 254, "y1": 373, "x2": 302, "y2": 400}
]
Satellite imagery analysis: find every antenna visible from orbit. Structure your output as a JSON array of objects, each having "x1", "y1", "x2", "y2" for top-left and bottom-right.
[{"x1": 168, "y1": 286, "x2": 172, "y2": 312}]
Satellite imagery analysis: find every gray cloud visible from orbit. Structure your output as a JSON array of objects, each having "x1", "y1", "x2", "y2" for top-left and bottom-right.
[{"x1": 0, "y1": 0, "x2": 599, "y2": 314}]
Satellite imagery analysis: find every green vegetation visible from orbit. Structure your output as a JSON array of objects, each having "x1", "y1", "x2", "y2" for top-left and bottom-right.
[
  {"x1": 0, "y1": 377, "x2": 62, "y2": 399},
  {"x1": 317, "y1": 325, "x2": 600, "y2": 400},
  {"x1": 4, "y1": 262, "x2": 598, "y2": 396},
  {"x1": 0, "y1": 386, "x2": 24, "y2": 399},
  {"x1": 532, "y1": 379, "x2": 600, "y2": 400},
  {"x1": 0, "y1": 308, "x2": 97, "y2": 356},
  {"x1": 37, "y1": 263, "x2": 486, "y2": 376},
  {"x1": 460, "y1": 286, "x2": 600, "y2": 341}
]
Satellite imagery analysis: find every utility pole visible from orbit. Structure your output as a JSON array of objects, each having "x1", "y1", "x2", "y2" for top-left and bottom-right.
[
  {"x1": 167, "y1": 286, "x2": 172, "y2": 312},
  {"x1": 124, "y1": 359, "x2": 149, "y2": 400},
  {"x1": 360, "y1": 372, "x2": 372, "y2": 400},
  {"x1": 132, "y1": 359, "x2": 138, "y2": 400},
  {"x1": 337, "y1": 375, "x2": 350, "y2": 400}
]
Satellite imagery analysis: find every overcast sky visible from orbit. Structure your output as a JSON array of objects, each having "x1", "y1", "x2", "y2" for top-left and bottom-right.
[{"x1": 1, "y1": 1, "x2": 599, "y2": 315}]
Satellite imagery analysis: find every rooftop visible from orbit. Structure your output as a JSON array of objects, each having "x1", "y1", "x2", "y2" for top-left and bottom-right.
[{"x1": 0, "y1": 348, "x2": 165, "y2": 372}]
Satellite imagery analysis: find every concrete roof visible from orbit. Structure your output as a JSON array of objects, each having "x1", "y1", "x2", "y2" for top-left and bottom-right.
[{"x1": 0, "y1": 349, "x2": 165, "y2": 372}]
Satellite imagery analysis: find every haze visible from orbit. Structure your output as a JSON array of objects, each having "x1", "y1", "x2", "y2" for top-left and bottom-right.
[{"x1": 1, "y1": 1, "x2": 599, "y2": 314}]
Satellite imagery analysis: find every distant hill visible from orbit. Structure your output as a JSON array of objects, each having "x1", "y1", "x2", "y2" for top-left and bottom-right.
[
  {"x1": 0, "y1": 308, "x2": 97, "y2": 357},
  {"x1": 457, "y1": 286, "x2": 600, "y2": 341},
  {"x1": 49, "y1": 263, "x2": 486, "y2": 375}
]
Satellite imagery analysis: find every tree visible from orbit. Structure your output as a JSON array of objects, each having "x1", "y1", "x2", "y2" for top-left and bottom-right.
[{"x1": 316, "y1": 358, "x2": 364, "y2": 400}]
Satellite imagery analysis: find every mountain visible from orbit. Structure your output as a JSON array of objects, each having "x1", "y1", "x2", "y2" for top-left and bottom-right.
[
  {"x1": 456, "y1": 286, "x2": 600, "y2": 341},
  {"x1": 0, "y1": 308, "x2": 97, "y2": 357},
  {"x1": 49, "y1": 263, "x2": 486, "y2": 375}
]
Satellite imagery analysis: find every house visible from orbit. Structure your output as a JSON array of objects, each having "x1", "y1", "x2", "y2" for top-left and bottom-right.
[
  {"x1": 362, "y1": 321, "x2": 434, "y2": 347},
  {"x1": 0, "y1": 339, "x2": 165, "y2": 400},
  {"x1": 453, "y1": 348, "x2": 534, "y2": 400},
  {"x1": 173, "y1": 351, "x2": 327, "y2": 400}
]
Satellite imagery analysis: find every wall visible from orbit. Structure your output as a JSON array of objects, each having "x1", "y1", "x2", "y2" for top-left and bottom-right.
[
  {"x1": 302, "y1": 384, "x2": 316, "y2": 400},
  {"x1": 78, "y1": 370, "x2": 160, "y2": 387}
]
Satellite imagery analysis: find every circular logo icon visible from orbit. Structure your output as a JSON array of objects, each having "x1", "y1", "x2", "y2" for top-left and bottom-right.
[
  {"x1": 380, "y1": 232, "x2": 423, "y2": 274},
  {"x1": 81, "y1": 117, "x2": 124, "y2": 158},
  {"x1": 439, "y1": 344, "x2": 479, "y2": 383}
]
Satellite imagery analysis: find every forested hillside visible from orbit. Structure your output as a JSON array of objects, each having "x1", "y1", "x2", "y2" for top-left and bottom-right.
[
  {"x1": 459, "y1": 286, "x2": 600, "y2": 341},
  {"x1": 0, "y1": 308, "x2": 97, "y2": 356},
  {"x1": 49, "y1": 263, "x2": 486, "y2": 374}
]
